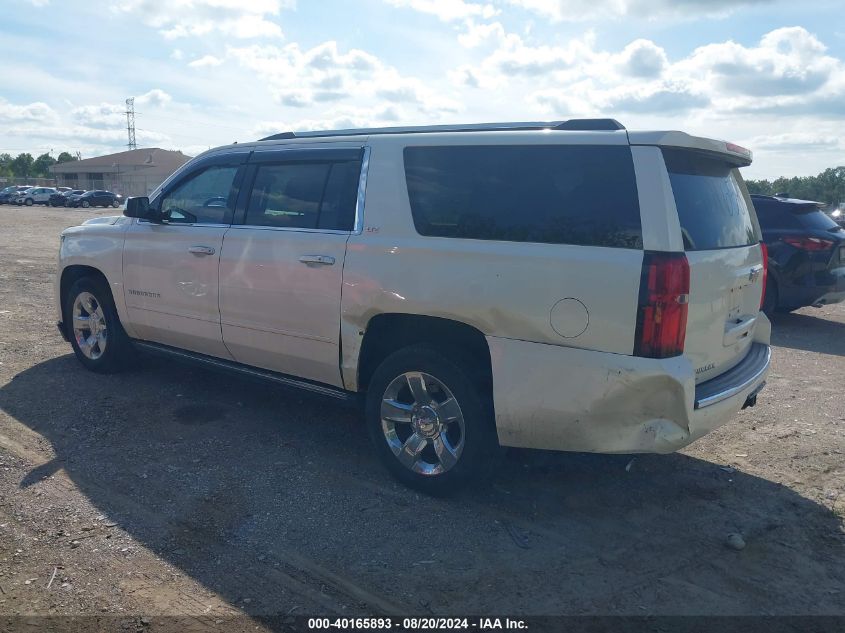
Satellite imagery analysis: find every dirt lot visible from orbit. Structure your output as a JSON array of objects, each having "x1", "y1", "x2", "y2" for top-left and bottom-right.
[{"x1": 0, "y1": 205, "x2": 843, "y2": 626}]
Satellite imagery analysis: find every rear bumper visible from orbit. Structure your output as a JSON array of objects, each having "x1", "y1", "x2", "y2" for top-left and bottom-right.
[
  {"x1": 780, "y1": 266, "x2": 845, "y2": 308},
  {"x1": 694, "y1": 343, "x2": 770, "y2": 408},
  {"x1": 488, "y1": 335, "x2": 770, "y2": 454}
]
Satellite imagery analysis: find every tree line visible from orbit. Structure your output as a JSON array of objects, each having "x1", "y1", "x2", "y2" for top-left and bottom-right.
[
  {"x1": 745, "y1": 166, "x2": 845, "y2": 206},
  {"x1": 0, "y1": 152, "x2": 79, "y2": 180}
]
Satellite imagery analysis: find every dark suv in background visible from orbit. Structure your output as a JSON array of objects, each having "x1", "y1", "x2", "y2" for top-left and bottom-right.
[{"x1": 752, "y1": 194, "x2": 845, "y2": 313}]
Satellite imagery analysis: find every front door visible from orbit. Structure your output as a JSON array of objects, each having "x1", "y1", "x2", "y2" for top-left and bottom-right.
[
  {"x1": 219, "y1": 147, "x2": 363, "y2": 387},
  {"x1": 122, "y1": 159, "x2": 244, "y2": 358}
]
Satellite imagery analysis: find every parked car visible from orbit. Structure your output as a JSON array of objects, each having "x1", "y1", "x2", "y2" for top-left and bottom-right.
[
  {"x1": 56, "y1": 186, "x2": 73, "y2": 193},
  {"x1": 826, "y1": 207, "x2": 845, "y2": 228},
  {"x1": 0, "y1": 185, "x2": 33, "y2": 205},
  {"x1": 0, "y1": 185, "x2": 20, "y2": 204},
  {"x1": 13, "y1": 186, "x2": 57, "y2": 206},
  {"x1": 55, "y1": 119, "x2": 771, "y2": 493},
  {"x1": 50, "y1": 190, "x2": 85, "y2": 207},
  {"x1": 65, "y1": 190, "x2": 123, "y2": 208},
  {"x1": 752, "y1": 193, "x2": 845, "y2": 313}
]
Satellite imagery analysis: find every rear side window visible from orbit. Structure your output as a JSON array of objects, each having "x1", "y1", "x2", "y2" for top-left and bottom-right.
[
  {"x1": 404, "y1": 145, "x2": 643, "y2": 248},
  {"x1": 245, "y1": 161, "x2": 359, "y2": 231},
  {"x1": 663, "y1": 149, "x2": 759, "y2": 250}
]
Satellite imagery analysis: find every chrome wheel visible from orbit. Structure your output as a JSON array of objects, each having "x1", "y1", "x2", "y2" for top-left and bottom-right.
[
  {"x1": 380, "y1": 371, "x2": 465, "y2": 476},
  {"x1": 72, "y1": 292, "x2": 107, "y2": 360}
]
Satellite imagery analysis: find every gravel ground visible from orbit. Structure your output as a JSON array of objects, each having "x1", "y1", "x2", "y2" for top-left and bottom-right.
[{"x1": 0, "y1": 205, "x2": 843, "y2": 627}]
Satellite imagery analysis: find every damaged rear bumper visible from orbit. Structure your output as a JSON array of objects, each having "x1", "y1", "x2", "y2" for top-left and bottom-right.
[{"x1": 488, "y1": 336, "x2": 771, "y2": 454}]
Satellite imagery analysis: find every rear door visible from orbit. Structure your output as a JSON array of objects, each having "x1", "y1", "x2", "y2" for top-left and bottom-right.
[
  {"x1": 662, "y1": 149, "x2": 764, "y2": 383},
  {"x1": 218, "y1": 146, "x2": 364, "y2": 388}
]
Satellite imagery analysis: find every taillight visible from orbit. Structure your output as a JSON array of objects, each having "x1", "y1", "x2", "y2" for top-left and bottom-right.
[
  {"x1": 782, "y1": 236, "x2": 834, "y2": 251},
  {"x1": 634, "y1": 252, "x2": 690, "y2": 359},
  {"x1": 759, "y1": 242, "x2": 768, "y2": 310}
]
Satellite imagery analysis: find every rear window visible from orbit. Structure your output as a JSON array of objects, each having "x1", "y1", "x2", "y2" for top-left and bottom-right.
[
  {"x1": 795, "y1": 208, "x2": 841, "y2": 232},
  {"x1": 404, "y1": 145, "x2": 642, "y2": 248},
  {"x1": 663, "y1": 149, "x2": 759, "y2": 251}
]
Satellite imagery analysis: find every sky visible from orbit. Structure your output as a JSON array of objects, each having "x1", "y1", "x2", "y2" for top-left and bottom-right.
[{"x1": 1, "y1": 0, "x2": 843, "y2": 179}]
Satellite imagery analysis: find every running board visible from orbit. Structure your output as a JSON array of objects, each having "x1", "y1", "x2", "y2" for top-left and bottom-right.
[{"x1": 133, "y1": 341, "x2": 357, "y2": 403}]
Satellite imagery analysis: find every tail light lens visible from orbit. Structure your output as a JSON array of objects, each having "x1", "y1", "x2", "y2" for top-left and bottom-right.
[
  {"x1": 782, "y1": 236, "x2": 834, "y2": 251},
  {"x1": 634, "y1": 252, "x2": 690, "y2": 359},
  {"x1": 759, "y1": 242, "x2": 768, "y2": 309}
]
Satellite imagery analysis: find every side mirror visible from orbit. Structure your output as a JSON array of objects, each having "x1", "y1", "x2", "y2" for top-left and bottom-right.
[{"x1": 124, "y1": 196, "x2": 160, "y2": 221}]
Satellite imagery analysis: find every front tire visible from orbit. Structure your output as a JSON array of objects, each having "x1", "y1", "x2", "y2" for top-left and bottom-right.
[
  {"x1": 81, "y1": 200, "x2": 90, "y2": 208},
  {"x1": 365, "y1": 345, "x2": 497, "y2": 495},
  {"x1": 24, "y1": 198, "x2": 34, "y2": 206},
  {"x1": 65, "y1": 277, "x2": 133, "y2": 373},
  {"x1": 112, "y1": 200, "x2": 120, "y2": 208}
]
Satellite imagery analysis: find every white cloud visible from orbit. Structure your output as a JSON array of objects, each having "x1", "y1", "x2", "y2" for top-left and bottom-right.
[
  {"x1": 383, "y1": 0, "x2": 497, "y2": 21},
  {"x1": 135, "y1": 89, "x2": 173, "y2": 108},
  {"x1": 505, "y1": 0, "x2": 776, "y2": 21},
  {"x1": 0, "y1": 99, "x2": 58, "y2": 123},
  {"x1": 252, "y1": 105, "x2": 407, "y2": 139},
  {"x1": 617, "y1": 39, "x2": 667, "y2": 78},
  {"x1": 456, "y1": 25, "x2": 843, "y2": 121},
  {"x1": 189, "y1": 54, "x2": 224, "y2": 68},
  {"x1": 748, "y1": 132, "x2": 842, "y2": 152},
  {"x1": 71, "y1": 102, "x2": 125, "y2": 128},
  {"x1": 458, "y1": 20, "x2": 506, "y2": 48},
  {"x1": 227, "y1": 40, "x2": 460, "y2": 116},
  {"x1": 112, "y1": 0, "x2": 287, "y2": 39}
]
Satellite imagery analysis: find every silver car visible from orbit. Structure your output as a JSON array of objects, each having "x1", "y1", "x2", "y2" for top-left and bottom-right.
[{"x1": 14, "y1": 187, "x2": 57, "y2": 206}]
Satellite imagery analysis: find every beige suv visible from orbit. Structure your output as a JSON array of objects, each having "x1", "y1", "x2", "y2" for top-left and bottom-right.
[{"x1": 55, "y1": 119, "x2": 771, "y2": 493}]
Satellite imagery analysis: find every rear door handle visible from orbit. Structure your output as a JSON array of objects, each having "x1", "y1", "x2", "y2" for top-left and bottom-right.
[
  {"x1": 188, "y1": 245, "x2": 216, "y2": 256},
  {"x1": 299, "y1": 255, "x2": 335, "y2": 266}
]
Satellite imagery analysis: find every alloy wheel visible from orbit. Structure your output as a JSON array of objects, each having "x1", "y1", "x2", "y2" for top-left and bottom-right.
[
  {"x1": 72, "y1": 292, "x2": 107, "y2": 360},
  {"x1": 380, "y1": 371, "x2": 465, "y2": 476}
]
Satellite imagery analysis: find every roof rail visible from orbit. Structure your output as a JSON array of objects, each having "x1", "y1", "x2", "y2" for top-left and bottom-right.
[{"x1": 258, "y1": 118, "x2": 625, "y2": 141}]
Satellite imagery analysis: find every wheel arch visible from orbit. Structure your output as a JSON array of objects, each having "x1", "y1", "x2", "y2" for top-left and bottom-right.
[
  {"x1": 356, "y1": 313, "x2": 493, "y2": 396},
  {"x1": 59, "y1": 265, "x2": 113, "y2": 339}
]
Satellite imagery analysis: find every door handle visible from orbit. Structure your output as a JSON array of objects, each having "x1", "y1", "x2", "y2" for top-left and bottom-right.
[
  {"x1": 188, "y1": 245, "x2": 216, "y2": 256},
  {"x1": 299, "y1": 255, "x2": 335, "y2": 266}
]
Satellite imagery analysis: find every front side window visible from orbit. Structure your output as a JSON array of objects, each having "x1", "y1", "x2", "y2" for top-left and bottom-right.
[
  {"x1": 160, "y1": 165, "x2": 238, "y2": 225},
  {"x1": 404, "y1": 145, "x2": 643, "y2": 248},
  {"x1": 245, "y1": 161, "x2": 359, "y2": 231}
]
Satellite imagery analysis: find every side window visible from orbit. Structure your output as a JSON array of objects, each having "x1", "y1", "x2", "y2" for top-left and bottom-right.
[
  {"x1": 404, "y1": 145, "x2": 643, "y2": 248},
  {"x1": 245, "y1": 160, "x2": 360, "y2": 231},
  {"x1": 160, "y1": 165, "x2": 239, "y2": 225}
]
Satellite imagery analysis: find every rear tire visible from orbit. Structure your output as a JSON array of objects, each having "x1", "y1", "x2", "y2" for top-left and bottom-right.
[
  {"x1": 365, "y1": 345, "x2": 498, "y2": 495},
  {"x1": 65, "y1": 277, "x2": 134, "y2": 373}
]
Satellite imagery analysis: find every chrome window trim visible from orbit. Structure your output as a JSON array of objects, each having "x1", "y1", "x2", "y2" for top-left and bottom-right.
[
  {"x1": 135, "y1": 218, "x2": 231, "y2": 229},
  {"x1": 353, "y1": 146, "x2": 371, "y2": 235},
  {"x1": 228, "y1": 225, "x2": 350, "y2": 235}
]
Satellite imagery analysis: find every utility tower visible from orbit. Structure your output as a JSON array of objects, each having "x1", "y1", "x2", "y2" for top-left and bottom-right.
[{"x1": 125, "y1": 97, "x2": 137, "y2": 150}]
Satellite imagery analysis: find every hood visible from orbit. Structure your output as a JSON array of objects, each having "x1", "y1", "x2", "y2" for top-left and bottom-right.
[{"x1": 81, "y1": 216, "x2": 123, "y2": 226}]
